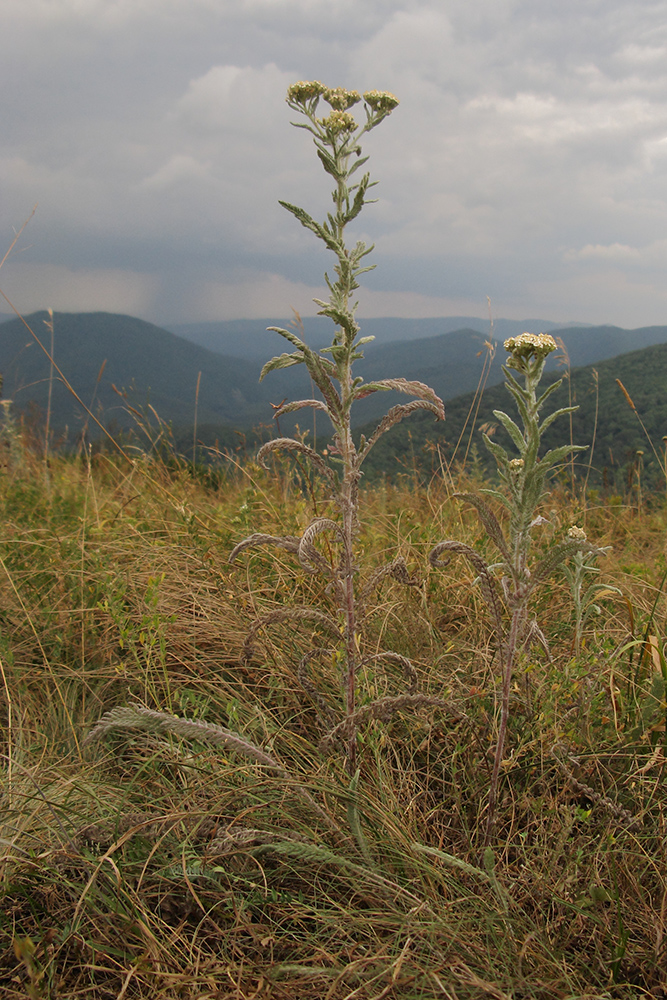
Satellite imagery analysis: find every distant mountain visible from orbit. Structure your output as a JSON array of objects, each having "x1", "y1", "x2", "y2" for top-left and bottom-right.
[
  {"x1": 0, "y1": 311, "x2": 599, "y2": 436},
  {"x1": 165, "y1": 315, "x2": 591, "y2": 361},
  {"x1": 165, "y1": 316, "x2": 667, "y2": 429},
  {"x1": 316, "y1": 323, "x2": 667, "y2": 426},
  {"x1": 356, "y1": 338, "x2": 667, "y2": 489},
  {"x1": 3, "y1": 311, "x2": 667, "y2": 467},
  {"x1": 0, "y1": 311, "x2": 313, "y2": 437}
]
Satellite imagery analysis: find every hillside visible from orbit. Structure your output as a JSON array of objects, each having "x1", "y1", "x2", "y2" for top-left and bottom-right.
[
  {"x1": 3, "y1": 311, "x2": 667, "y2": 461},
  {"x1": 357, "y1": 339, "x2": 667, "y2": 488},
  {"x1": 166, "y1": 315, "x2": 590, "y2": 360},
  {"x1": 278, "y1": 321, "x2": 667, "y2": 427},
  {"x1": 5, "y1": 310, "x2": 667, "y2": 440},
  {"x1": 0, "y1": 311, "x2": 314, "y2": 437}
]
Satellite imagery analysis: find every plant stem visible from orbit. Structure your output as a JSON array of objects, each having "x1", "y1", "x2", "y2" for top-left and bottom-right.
[{"x1": 485, "y1": 606, "x2": 523, "y2": 845}]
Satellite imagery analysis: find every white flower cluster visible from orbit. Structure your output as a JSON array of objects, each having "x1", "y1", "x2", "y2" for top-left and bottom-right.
[
  {"x1": 504, "y1": 332, "x2": 557, "y2": 358},
  {"x1": 287, "y1": 80, "x2": 327, "y2": 103},
  {"x1": 567, "y1": 525, "x2": 587, "y2": 541},
  {"x1": 363, "y1": 90, "x2": 400, "y2": 112},
  {"x1": 320, "y1": 110, "x2": 357, "y2": 134},
  {"x1": 286, "y1": 83, "x2": 399, "y2": 132},
  {"x1": 324, "y1": 87, "x2": 361, "y2": 111},
  {"x1": 509, "y1": 458, "x2": 524, "y2": 471}
]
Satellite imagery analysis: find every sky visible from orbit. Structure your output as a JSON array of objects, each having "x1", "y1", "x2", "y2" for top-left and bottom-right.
[{"x1": 3, "y1": 0, "x2": 667, "y2": 328}]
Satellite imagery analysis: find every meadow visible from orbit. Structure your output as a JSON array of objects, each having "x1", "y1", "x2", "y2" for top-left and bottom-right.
[{"x1": 0, "y1": 430, "x2": 666, "y2": 999}]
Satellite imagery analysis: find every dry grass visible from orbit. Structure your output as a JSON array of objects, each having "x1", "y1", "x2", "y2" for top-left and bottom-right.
[{"x1": 0, "y1": 444, "x2": 666, "y2": 998}]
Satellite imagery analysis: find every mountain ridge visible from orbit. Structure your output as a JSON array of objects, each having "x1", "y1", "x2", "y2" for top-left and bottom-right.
[{"x1": 1, "y1": 310, "x2": 666, "y2": 453}]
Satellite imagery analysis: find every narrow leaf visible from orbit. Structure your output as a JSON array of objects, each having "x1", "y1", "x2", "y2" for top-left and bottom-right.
[
  {"x1": 359, "y1": 400, "x2": 444, "y2": 462},
  {"x1": 259, "y1": 352, "x2": 305, "y2": 381},
  {"x1": 453, "y1": 493, "x2": 510, "y2": 562},
  {"x1": 229, "y1": 532, "x2": 300, "y2": 563},
  {"x1": 257, "y1": 438, "x2": 337, "y2": 486},
  {"x1": 532, "y1": 540, "x2": 609, "y2": 590},
  {"x1": 536, "y1": 442, "x2": 588, "y2": 472},
  {"x1": 538, "y1": 405, "x2": 578, "y2": 435},
  {"x1": 272, "y1": 399, "x2": 329, "y2": 418},
  {"x1": 429, "y1": 540, "x2": 504, "y2": 633},
  {"x1": 493, "y1": 410, "x2": 525, "y2": 452}
]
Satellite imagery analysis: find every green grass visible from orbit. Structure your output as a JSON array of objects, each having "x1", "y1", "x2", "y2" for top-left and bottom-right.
[{"x1": 0, "y1": 438, "x2": 666, "y2": 999}]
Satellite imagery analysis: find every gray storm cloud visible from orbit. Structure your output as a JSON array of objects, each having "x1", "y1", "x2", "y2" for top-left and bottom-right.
[{"x1": 2, "y1": 0, "x2": 667, "y2": 326}]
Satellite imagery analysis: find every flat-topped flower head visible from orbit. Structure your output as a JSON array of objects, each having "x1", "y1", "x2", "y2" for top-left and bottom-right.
[
  {"x1": 320, "y1": 110, "x2": 357, "y2": 134},
  {"x1": 504, "y1": 332, "x2": 557, "y2": 359},
  {"x1": 287, "y1": 80, "x2": 327, "y2": 105},
  {"x1": 567, "y1": 525, "x2": 587, "y2": 541},
  {"x1": 509, "y1": 458, "x2": 524, "y2": 473},
  {"x1": 363, "y1": 90, "x2": 400, "y2": 112},
  {"x1": 324, "y1": 87, "x2": 361, "y2": 110}
]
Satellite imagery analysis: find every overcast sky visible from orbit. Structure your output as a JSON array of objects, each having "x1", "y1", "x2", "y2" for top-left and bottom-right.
[{"x1": 3, "y1": 0, "x2": 667, "y2": 328}]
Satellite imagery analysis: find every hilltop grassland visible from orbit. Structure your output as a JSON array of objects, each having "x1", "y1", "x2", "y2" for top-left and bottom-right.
[{"x1": 1, "y1": 439, "x2": 667, "y2": 999}]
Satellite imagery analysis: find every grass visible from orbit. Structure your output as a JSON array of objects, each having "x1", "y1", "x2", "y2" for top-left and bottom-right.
[{"x1": 0, "y1": 432, "x2": 666, "y2": 999}]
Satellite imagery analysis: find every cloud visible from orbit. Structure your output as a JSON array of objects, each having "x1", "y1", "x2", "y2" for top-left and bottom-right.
[
  {"x1": 4, "y1": 0, "x2": 667, "y2": 326},
  {"x1": 160, "y1": 270, "x2": 494, "y2": 323},
  {"x1": 563, "y1": 243, "x2": 642, "y2": 261},
  {"x1": 137, "y1": 155, "x2": 212, "y2": 191},
  {"x1": 1, "y1": 263, "x2": 161, "y2": 317}
]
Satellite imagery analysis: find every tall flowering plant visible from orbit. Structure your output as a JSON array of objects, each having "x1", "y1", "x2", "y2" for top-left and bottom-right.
[
  {"x1": 231, "y1": 83, "x2": 446, "y2": 772},
  {"x1": 429, "y1": 332, "x2": 606, "y2": 842}
]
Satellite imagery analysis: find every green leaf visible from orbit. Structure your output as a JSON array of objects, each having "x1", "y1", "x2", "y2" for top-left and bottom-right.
[
  {"x1": 480, "y1": 488, "x2": 514, "y2": 513},
  {"x1": 535, "y1": 378, "x2": 563, "y2": 410},
  {"x1": 538, "y1": 405, "x2": 578, "y2": 435},
  {"x1": 278, "y1": 200, "x2": 342, "y2": 254},
  {"x1": 316, "y1": 147, "x2": 340, "y2": 179},
  {"x1": 259, "y1": 353, "x2": 305, "y2": 381},
  {"x1": 502, "y1": 382, "x2": 532, "y2": 433},
  {"x1": 493, "y1": 410, "x2": 525, "y2": 452},
  {"x1": 267, "y1": 325, "x2": 307, "y2": 351},
  {"x1": 536, "y1": 443, "x2": 588, "y2": 472},
  {"x1": 532, "y1": 540, "x2": 609, "y2": 589},
  {"x1": 344, "y1": 173, "x2": 371, "y2": 224},
  {"x1": 482, "y1": 432, "x2": 510, "y2": 469},
  {"x1": 348, "y1": 154, "x2": 370, "y2": 176}
]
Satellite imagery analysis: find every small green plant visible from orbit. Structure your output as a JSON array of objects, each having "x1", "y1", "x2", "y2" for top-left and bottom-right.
[
  {"x1": 429, "y1": 332, "x2": 607, "y2": 842},
  {"x1": 560, "y1": 527, "x2": 620, "y2": 656},
  {"x1": 0, "y1": 398, "x2": 23, "y2": 471},
  {"x1": 230, "y1": 81, "x2": 447, "y2": 771}
]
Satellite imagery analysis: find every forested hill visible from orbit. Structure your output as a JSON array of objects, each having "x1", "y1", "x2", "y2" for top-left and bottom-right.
[
  {"x1": 1, "y1": 311, "x2": 667, "y2": 465},
  {"x1": 166, "y1": 315, "x2": 590, "y2": 360},
  {"x1": 357, "y1": 339, "x2": 667, "y2": 489},
  {"x1": 0, "y1": 311, "x2": 314, "y2": 434}
]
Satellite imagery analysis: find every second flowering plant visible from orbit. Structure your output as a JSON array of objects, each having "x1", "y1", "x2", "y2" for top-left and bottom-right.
[{"x1": 429, "y1": 332, "x2": 607, "y2": 841}]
